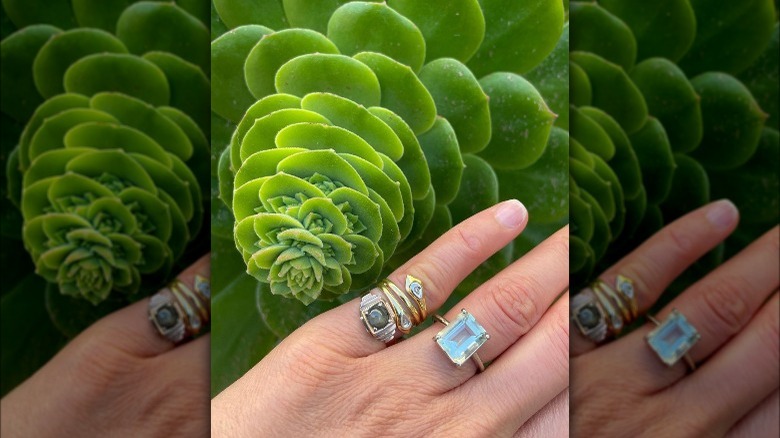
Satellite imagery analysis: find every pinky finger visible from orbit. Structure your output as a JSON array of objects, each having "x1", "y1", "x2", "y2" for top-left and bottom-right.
[{"x1": 726, "y1": 391, "x2": 779, "y2": 438}]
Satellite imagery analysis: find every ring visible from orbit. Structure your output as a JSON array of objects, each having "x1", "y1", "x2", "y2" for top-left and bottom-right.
[
  {"x1": 645, "y1": 309, "x2": 700, "y2": 370},
  {"x1": 149, "y1": 276, "x2": 211, "y2": 343},
  {"x1": 590, "y1": 283, "x2": 624, "y2": 335},
  {"x1": 593, "y1": 280, "x2": 631, "y2": 323},
  {"x1": 571, "y1": 289, "x2": 609, "y2": 343},
  {"x1": 359, "y1": 290, "x2": 398, "y2": 343},
  {"x1": 433, "y1": 309, "x2": 489, "y2": 372},
  {"x1": 615, "y1": 274, "x2": 638, "y2": 319}
]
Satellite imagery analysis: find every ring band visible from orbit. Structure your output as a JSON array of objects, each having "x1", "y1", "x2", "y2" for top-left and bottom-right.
[
  {"x1": 615, "y1": 275, "x2": 638, "y2": 319},
  {"x1": 646, "y1": 309, "x2": 700, "y2": 370},
  {"x1": 591, "y1": 283, "x2": 624, "y2": 335},
  {"x1": 382, "y1": 279, "x2": 424, "y2": 325},
  {"x1": 433, "y1": 310, "x2": 489, "y2": 373},
  {"x1": 378, "y1": 282, "x2": 414, "y2": 334},
  {"x1": 593, "y1": 280, "x2": 631, "y2": 323}
]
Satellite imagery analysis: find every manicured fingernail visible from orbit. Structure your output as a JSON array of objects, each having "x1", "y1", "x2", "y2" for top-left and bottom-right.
[
  {"x1": 706, "y1": 199, "x2": 738, "y2": 230},
  {"x1": 495, "y1": 199, "x2": 527, "y2": 228}
]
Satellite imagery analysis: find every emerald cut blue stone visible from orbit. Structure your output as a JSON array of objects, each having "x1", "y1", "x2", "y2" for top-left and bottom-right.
[
  {"x1": 435, "y1": 310, "x2": 489, "y2": 366},
  {"x1": 646, "y1": 309, "x2": 700, "y2": 366}
]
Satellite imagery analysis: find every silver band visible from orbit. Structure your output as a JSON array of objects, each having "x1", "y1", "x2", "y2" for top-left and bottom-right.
[
  {"x1": 571, "y1": 288, "x2": 609, "y2": 343},
  {"x1": 359, "y1": 290, "x2": 397, "y2": 343}
]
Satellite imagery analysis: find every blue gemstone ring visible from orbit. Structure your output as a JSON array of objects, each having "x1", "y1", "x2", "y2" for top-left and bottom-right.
[
  {"x1": 433, "y1": 310, "x2": 490, "y2": 372},
  {"x1": 646, "y1": 309, "x2": 700, "y2": 370}
]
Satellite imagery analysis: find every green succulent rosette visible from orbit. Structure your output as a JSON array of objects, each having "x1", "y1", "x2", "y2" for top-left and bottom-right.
[
  {"x1": 569, "y1": 0, "x2": 778, "y2": 292},
  {"x1": 0, "y1": 0, "x2": 210, "y2": 393},
  {"x1": 211, "y1": 0, "x2": 568, "y2": 394}
]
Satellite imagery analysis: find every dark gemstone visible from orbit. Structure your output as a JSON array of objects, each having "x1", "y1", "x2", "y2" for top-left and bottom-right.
[
  {"x1": 577, "y1": 304, "x2": 601, "y2": 330},
  {"x1": 367, "y1": 304, "x2": 390, "y2": 329},
  {"x1": 155, "y1": 304, "x2": 179, "y2": 329}
]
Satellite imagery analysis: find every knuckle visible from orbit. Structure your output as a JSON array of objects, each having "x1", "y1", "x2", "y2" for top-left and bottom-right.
[
  {"x1": 488, "y1": 276, "x2": 541, "y2": 336},
  {"x1": 700, "y1": 276, "x2": 751, "y2": 335},
  {"x1": 453, "y1": 226, "x2": 484, "y2": 254},
  {"x1": 660, "y1": 225, "x2": 696, "y2": 257}
]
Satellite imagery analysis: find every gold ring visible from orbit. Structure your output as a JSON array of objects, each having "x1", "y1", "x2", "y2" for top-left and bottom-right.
[
  {"x1": 378, "y1": 282, "x2": 413, "y2": 334},
  {"x1": 382, "y1": 279, "x2": 422, "y2": 325},
  {"x1": 593, "y1": 280, "x2": 631, "y2": 323},
  {"x1": 591, "y1": 284, "x2": 623, "y2": 335}
]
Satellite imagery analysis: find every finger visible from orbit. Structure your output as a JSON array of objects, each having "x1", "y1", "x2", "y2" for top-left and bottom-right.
[
  {"x1": 662, "y1": 294, "x2": 779, "y2": 435},
  {"x1": 614, "y1": 228, "x2": 779, "y2": 390},
  {"x1": 443, "y1": 294, "x2": 569, "y2": 431},
  {"x1": 389, "y1": 226, "x2": 568, "y2": 391},
  {"x1": 93, "y1": 254, "x2": 211, "y2": 357},
  {"x1": 726, "y1": 391, "x2": 779, "y2": 438},
  {"x1": 312, "y1": 200, "x2": 528, "y2": 357},
  {"x1": 513, "y1": 390, "x2": 569, "y2": 438},
  {"x1": 571, "y1": 200, "x2": 739, "y2": 356}
]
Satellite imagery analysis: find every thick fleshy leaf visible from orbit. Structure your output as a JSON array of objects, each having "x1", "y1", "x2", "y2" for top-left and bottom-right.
[
  {"x1": 277, "y1": 149, "x2": 369, "y2": 195},
  {"x1": 275, "y1": 54, "x2": 381, "y2": 108},
  {"x1": 327, "y1": 2, "x2": 426, "y2": 71},
  {"x1": 690, "y1": 72, "x2": 767, "y2": 170},
  {"x1": 387, "y1": 0, "x2": 484, "y2": 64},
  {"x1": 2, "y1": 0, "x2": 77, "y2": 29},
  {"x1": 63, "y1": 123, "x2": 171, "y2": 167},
  {"x1": 144, "y1": 51, "x2": 211, "y2": 131},
  {"x1": 353, "y1": 52, "x2": 436, "y2": 134},
  {"x1": 213, "y1": 0, "x2": 289, "y2": 30},
  {"x1": 569, "y1": 2, "x2": 636, "y2": 71},
  {"x1": 211, "y1": 25, "x2": 274, "y2": 122},
  {"x1": 629, "y1": 118, "x2": 676, "y2": 204},
  {"x1": 275, "y1": 123, "x2": 382, "y2": 168},
  {"x1": 116, "y1": 1, "x2": 210, "y2": 74},
  {"x1": 32, "y1": 28, "x2": 128, "y2": 98},
  {"x1": 245, "y1": 28, "x2": 340, "y2": 100},
  {"x1": 738, "y1": 24, "x2": 778, "y2": 131},
  {"x1": 449, "y1": 154, "x2": 498, "y2": 226},
  {"x1": 467, "y1": 0, "x2": 564, "y2": 76},
  {"x1": 418, "y1": 58, "x2": 491, "y2": 154},
  {"x1": 417, "y1": 118, "x2": 463, "y2": 205},
  {"x1": 301, "y1": 93, "x2": 403, "y2": 160},
  {"x1": 18, "y1": 93, "x2": 90, "y2": 170},
  {"x1": 28, "y1": 109, "x2": 118, "y2": 162},
  {"x1": 0, "y1": 25, "x2": 62, "y2": 122},
  {"x1": 367, "y1": 107, "x2": 430, "y2": 200},
  {"x1": 526, "y1": 22, "x2": 569, "y2": 130},
  {"x1": 631, "y1": 58, "x2": 703, "y2": 153},
  {"x1": 238, "y1": 109, "x2": 330, "y2": 164},
  {"x1": 477, "y1": 72, "x2": 556, "y2": 169},
  {"x1": 234, "y1": 148, "x2": 304, "y2": 187}
]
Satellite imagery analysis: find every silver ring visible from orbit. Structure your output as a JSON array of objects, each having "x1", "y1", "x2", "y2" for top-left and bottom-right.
[
  {"x1": 433, "y1": 309, "x2": 489, "y2": 373},
  {"x1": 149, "y1": 276, "x2": 211, "y2": 344},
  {"x1": 149, "y1": 289, "x2": 188, "y2": 343},
  {"x1": 571, "y1": 288, "x2": 608, "y2": 343},
  {"x1": 646, "y1": 309, "x2": 700, "y2": 370},
  {"x1": 359, "y1": 290, "x2": 397, "y2": 343}
]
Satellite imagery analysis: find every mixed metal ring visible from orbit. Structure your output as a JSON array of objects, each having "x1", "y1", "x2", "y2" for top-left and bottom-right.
[
  {"x1": 433, "y1": 309, "x2": 489, "y2": 372},
  {"x1": 571, "y1": 288, "x2": 609, "y2": 343},
  {"x1": 360, "y1": 275, "x2": 427, "y2": 342},
  {"x1": 149, "y1": 275, "x2": 211, "y2": 344},
  {"x1": 646, "y1": 309, "x2": 700, "y2": 371}
]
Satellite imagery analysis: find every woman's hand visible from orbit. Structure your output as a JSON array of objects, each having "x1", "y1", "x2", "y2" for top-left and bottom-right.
[
  {"x1": 0, "y1": 255, "x2": 211, "y2": 438},
  {"x1": 212, "y1": 200, "x2": 570, "y2": 437},
  {"x1": 571, "y1": 200, "x2": 779, "y2": 437}
]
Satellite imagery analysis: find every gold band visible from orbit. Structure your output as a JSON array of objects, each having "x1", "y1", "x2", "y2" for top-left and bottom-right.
[
  {"x1": 591, "y1": 284, "x2": 623, "y2": 335},
  {"x1": 593, "y1": 280, "x2": 631, "y2": 323},
  {"x1": 382, "y1": 279, "x2": 423, "y2": 325},
  {"x1": 172, "y1": 280, "x2": 209, "y2": 323},
  {"x1": 378, "y1": 282, "x2": 413, "y2": 334}
]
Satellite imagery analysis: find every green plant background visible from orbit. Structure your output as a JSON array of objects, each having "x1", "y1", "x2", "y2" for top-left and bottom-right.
[
  {"x1": 210, "y1": 0, "x2": 570, "y2": 395},
  {"x1": 0, "y1": 1, "x2": 210, "y2": 396},
  {"x1": 569, "y1": 0, "x2": 778, "y2": 313}
]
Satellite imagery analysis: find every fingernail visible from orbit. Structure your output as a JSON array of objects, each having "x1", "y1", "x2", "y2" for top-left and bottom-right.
[
  {"x1": 495, "y1": 199, "x2": 527, "y2": 228},
  {"x1": 706, "y1": 199, "x2": 738, "y2": 230}
]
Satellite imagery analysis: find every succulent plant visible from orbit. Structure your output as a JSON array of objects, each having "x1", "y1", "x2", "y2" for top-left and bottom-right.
[
  {"x1": 211, "y1": 0, "x2": 569, "y2": 393},
  {"x1": 0, "y1": 1, "x2": 210, "y2": 392},
  {"x1": 569, "y1": 0, "x2": 778, "y2": 290}
]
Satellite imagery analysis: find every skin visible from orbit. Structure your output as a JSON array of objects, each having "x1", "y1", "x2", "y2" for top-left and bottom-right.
[
  {"x1": 0, "y1": 255, "x2": 211, "y2": 438},
  {"x1": 571, "y1": 200, "x2": 779, "y2": 437},
  {"x1": 212, "y1": 200, "x2": 571, "y2": 437}
]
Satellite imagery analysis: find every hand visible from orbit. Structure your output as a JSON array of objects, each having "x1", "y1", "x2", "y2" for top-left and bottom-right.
[
  {"x1": 0, "y1": 255, "x2": 211, "y2": 438},
  {"x1": 571, "y1": 200, "x2": 779, "y2": 437},
  {"x1": 212, "y1": 200, "x2": 570, "y2": 437}
]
